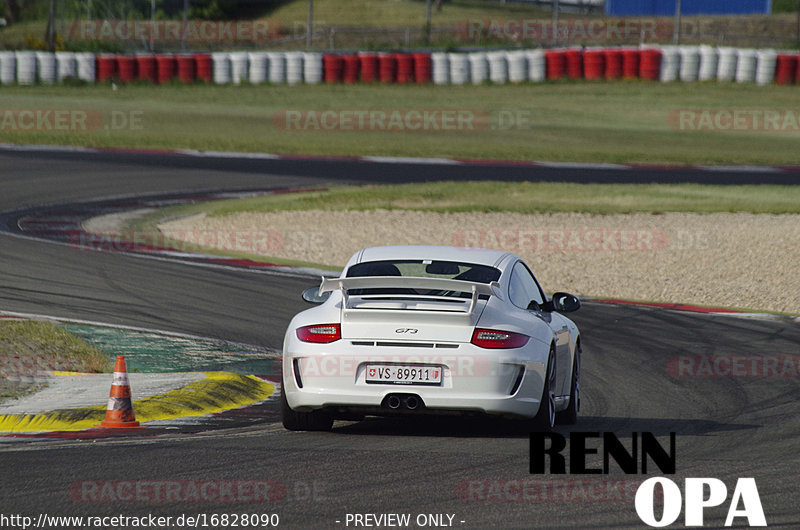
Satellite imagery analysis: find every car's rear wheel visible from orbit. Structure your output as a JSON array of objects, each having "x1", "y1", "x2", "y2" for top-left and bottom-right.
[
  {"x1": 280, "y1": 381, "x2": 333, "y2": 432},
  {"x1": 531, "y1": 346, "x2": 556, "y2": 432},
  {"x1": 556, "y1": 341, "x2": 581, "y2": 425}
]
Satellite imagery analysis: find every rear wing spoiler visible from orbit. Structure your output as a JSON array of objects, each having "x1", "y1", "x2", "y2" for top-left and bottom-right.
[{"x1": 318, "y1": 276, "x2": 502, "y2": 315}]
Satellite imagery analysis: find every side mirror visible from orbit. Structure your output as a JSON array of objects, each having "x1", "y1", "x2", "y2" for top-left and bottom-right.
[
  {"x1": 549, "y1": 292, "x2": 581, "y2": 313},
  {"x1": 301, "y1": 287, "x2": 330, "y2": 304}
]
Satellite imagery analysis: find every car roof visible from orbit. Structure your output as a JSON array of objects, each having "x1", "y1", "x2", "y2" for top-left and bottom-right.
[{"x1": 354, "y1": 245, "x2": 514, "y2": 268}]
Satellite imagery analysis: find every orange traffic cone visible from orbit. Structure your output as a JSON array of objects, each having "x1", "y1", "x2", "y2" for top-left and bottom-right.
[{"x1": 100, "y1": 355, "x2": 140, "y2": 428}]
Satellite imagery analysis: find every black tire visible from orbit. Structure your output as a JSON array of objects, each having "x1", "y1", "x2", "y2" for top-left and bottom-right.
[
  {"x1": 556, "y1": 341, "x2": 581, "y2": 426},
  {"x1": 531, "y1": 346, "x2": 556, "y2": 432},
  {"x1": 280, "y1": 382, "x2": 333, "y2": 432}
]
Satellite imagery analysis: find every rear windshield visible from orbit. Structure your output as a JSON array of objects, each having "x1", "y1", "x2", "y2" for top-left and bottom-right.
[{"x1": 348, "y1": 260, "x2": 499, "y2": 282}]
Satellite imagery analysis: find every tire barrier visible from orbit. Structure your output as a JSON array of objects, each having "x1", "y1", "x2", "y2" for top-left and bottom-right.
[
  {"x1": 621, "y1": 48, "x2": 640, "y2": 79},
  {"x1": 95, "y1": 53, "x2": 116, "y2": 83},
  {"x1": 303, "y1": 52, "x2": 323, "y2": 84},
  {"x1": 2, "y1": 48, "x2": 797, "y2": 86},
  {"x1": 285, "y1": 52, "x2": 303, "y2": 85},
  {"x1": 487, "y1": 51, "x2": 508, "y2": 84},
  {"x1": 604, "y1": 48, "x2": 623, "y2": 80},
  {"x1": 583, "y1": 48, "x2": 605, "y2": 80},
  {"x1": 735, "y1": 48, "x2": 758, "y2": 83},
  {"x1": 506, "y1": 51, "x2": 527, "y2": 83},
  {"x1": 211, "y1": 52, "x2": 230, "y2": 84},
  {"x1": 526, "y1": 49, "x2": 546, "y2": 82},
  {"x1": 659, "y1": 46, "x2": 681, "y2": 82},
  {"x1": 698, "y1": 45, "x2": 718, "y2": 81},
  {"x1": 155, "y1": 54, "x2": 176, "y2": 84},
  {"x1": 342, "y1": 54, "x2": 359, "y2": 83},
  {"x1": 247, "y1": 52, "x2": 268, "y2": 84},
  {"x1": 76, "y1": 52, "x2": 95, "y2": 82},
  {"x1": 176, "y1": 53, "x2": 196, "y2": 84},
  {"x1": 266, "y1": 52, "x2": 285, "y2": 84},
  {"x1": 229, "y1": 51, "x2": 248, "y2": 85},
  {"x1": 35, "y1": 51, "x2": 56, "y2": 84},
  {"x1": 413, "y1": 52, "x2": 432, "y2": 84},
  {"x1": 639, "y1": 48, "x2": 662, "y2": 80},
  {"x1": 55, "y1": 51, "x2": 76, "y2": 81},
  {"x1": 565, "y1": 48, "x2": 583, "y2": 79},
  {"x1": 775, "y1": 54, "x2": 797, "y2": 85},
  {"x1": 359, "y1": 52, "x2": 378, "y2": 83},
  {"x1": 136, "y1": 54, "x2": 157, "y2": 83},
  {"x1": 755, "y1": 49, "x2": 777, "y2": 86},
  {"x1": 378, "y1": 52, "x2": 396, "y2": 83},
  {"x1": 468, "y1": 52, "x2": 488, "y2": 84},
  {"x1": 717, "y1": 47, "x2": 739, "y2": 81},
  {"x1": 431, "y1": 52, "x2": 449, "y2": 85},
  {"x1": 15, "y1": 51, "x2": 37, "y2": 85},
  {"x1": 448, "y1": 52, "x2": 469, "y2": 85},
  {"x1": 396, "y1": 52, "x2": 413, "y2": 83},
  {"x1": 195, "y1": 53, "x2": 212, "y2": 83},
  {"x1": 116, "y1": 55, "x2": 136, "y2": 83},
  {"x1": 545, "y1": 49, "x2": 565, "y2": 80},
  {"x1": 679, "y1": 46, "x2": 701, "y2": 82}
]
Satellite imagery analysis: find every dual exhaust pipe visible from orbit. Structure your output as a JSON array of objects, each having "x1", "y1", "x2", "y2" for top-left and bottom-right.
[{"x1": 385, "y1": 393, "x2": 422, "y2": 411}]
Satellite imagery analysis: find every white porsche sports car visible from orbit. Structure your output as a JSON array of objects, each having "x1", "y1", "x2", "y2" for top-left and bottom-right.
[{"x1": 281, "y1": 245, "x2": 581, "y2": 431}]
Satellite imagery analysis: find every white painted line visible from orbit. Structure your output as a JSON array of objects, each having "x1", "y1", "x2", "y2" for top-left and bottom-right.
[
  {"x1": 173, "y1": 149, "x2": 282, "y2": 160},
  {"x1": 696, "y1": 165, "x2": 783, "y2": 173},
  {"x1": 537, "y1": 161, "x2": 631, "y2": 170},
  {"x1": 361, "y1": 156, "x2": 463, "y2": 165}
]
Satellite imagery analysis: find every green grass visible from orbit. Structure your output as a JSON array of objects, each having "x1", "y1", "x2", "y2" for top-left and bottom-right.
[
  {"x1": 265, "y1": 0, "x2": 550, "y2": 27},
  {"x1": 0, "y1": 320, "x2": 112, "y2": 402},
  {"x1": 145, "y1": 182, "x2": 800, "y2": 217},
  {"x1": 1, "y1": 82, "x2": 799, "y2": 165}
]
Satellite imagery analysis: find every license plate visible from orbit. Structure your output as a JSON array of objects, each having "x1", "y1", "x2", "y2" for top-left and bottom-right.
[{"x1": 365, "y1": 364, "x2": 442, "y2": 385}]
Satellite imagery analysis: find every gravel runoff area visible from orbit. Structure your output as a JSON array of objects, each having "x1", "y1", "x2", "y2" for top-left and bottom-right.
[{"x1": 154, "y1": 210, "x2": 800, "y2": 315}]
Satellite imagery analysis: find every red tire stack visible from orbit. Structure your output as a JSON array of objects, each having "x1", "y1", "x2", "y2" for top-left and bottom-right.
[
  {"x1": 323, "y1": 54, "x2": 343, "y2": 83},
  {"x1": 136, "y1": 54, "x2": 157, "y2": 83},
  {"x1": 604, "y1": 48, "x2": 623, "y2": 80},
  {"x1": 155, "y1": 54, "x2": 175, "y2": 84},
  {"x1": 379, "y1": 53, "x2": 396, "y2": 83},
  {"x1": 544, "y1": 49, "x2": 566, "y2": 80},
  {"x1": 774, "y1": 54, "x2": 798, "y2": 85},
  {"x1": 195, "y1": 54, "x2": 212, "y2": 83},
  {"x1": 583, "y1": 48, "x2": 605, "y2": 80},
  {"x1": 639, "y1": 48, "x2": 662, "y2": 81},
  {"x1": 564, "y1": 48, "x2": 582, "y2": 79},
  {"x1": 359, "y1": 52, "x2": 378, "y2": 82},
  {"x1": 413, "y1": 52, "x2": 432, "y2": 84},
  {"x1": 176, "y1": 55, "x2": 196, "y2": 84},
  {"x1": 116, "y1": 55, "x2": 136, "y2": 83},
  {"x1": 96, "y1": 54, "x2": 116, "y2": 83},
  {"x1": 396, "y1": 53, "x2": 413, "y2": 83},
  {"x1": 342, "y1": 54, "x2": 360, "y2": 83},
  {"x1": 622, "y1": 48, "x2": 641, "y2": 79}
]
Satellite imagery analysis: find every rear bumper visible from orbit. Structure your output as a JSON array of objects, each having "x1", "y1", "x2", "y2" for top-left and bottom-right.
[{"x1": 282, "y1": 339, "x2": 549, "y2": 419}]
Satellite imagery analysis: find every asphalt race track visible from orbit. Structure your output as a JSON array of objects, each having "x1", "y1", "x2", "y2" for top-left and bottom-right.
[{"x1": 1, "y1": 148, "x2": 799, "y2": 528}]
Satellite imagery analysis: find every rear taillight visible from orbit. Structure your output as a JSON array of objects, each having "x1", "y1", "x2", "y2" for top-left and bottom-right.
[
  {"x1": 296, "y1": 324, "x2": 341, "y2": 343},
  {"x1": 471, "y1": 328, "x2": 529, "y2": 349}
]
